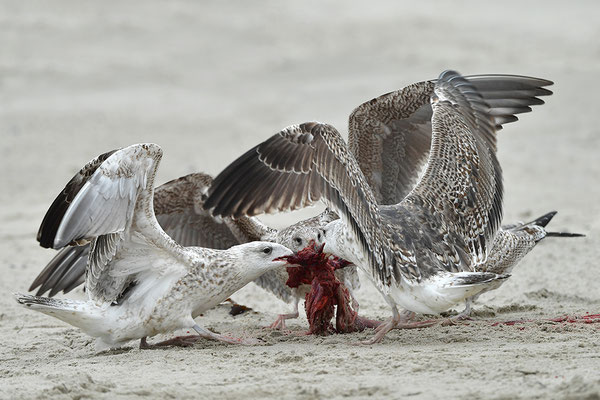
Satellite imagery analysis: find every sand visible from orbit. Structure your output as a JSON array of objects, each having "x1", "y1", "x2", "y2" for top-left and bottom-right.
[{"x1": 1, "y1": 1, "x2": 599, "y2": 398}]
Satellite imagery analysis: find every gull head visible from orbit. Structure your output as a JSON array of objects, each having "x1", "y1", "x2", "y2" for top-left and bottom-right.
[
  {"x1": 276, "y1": 224, "x2": 323, "y2": 253},
  {"x1": 235, "y1": 241, "x2": 293, "y2": 277},
  {"x1": 318, "y1": 219, "x2": 356, "y2": 264}
]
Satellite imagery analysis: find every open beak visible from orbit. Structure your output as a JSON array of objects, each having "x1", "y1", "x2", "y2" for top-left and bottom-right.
[{"x1": 273, "y1": 240, "x2": 325, "y2": 266}]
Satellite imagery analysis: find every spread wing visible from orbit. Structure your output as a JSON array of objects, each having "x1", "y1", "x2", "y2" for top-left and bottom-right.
[
  {"x1": 348, "y1": 81, "x2": 434, "y2": 205},
  {"x1": 204, "y1": 122, "x2": 395, "y2": 285},
  {"x1": 403, "y1": 70, "x2": 552, "y2": 265},
  {"x1": 37, "y1": 144, "x2": 162, "y2": 251},
  {"x1": 204, "y1": 71, "x2": 552, "y2": 288},
  {"x1": 29, "y1": 172, "x2": 273, "y2": 297},
  {"x1": 34, "y1": 144, "x2": 174, "y2": 303},
  {"x1": 349, "y1": 75, "x2": 552, "y2": 205}
]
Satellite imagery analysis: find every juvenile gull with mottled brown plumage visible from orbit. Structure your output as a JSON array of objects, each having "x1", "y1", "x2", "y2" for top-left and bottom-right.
[
  {"x1": 204, "y1": 70, "x2": 554, "y2": 343},
  {"x1": 345, "y1": 71, "x2": 581, "y2": 319}
]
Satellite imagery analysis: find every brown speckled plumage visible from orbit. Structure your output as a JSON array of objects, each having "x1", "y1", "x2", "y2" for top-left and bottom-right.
[
  {"x1": 204, "y1": 70, "x2": 553, "y2": 327},
  {"x1": 475, "y1": 211, "x2": 583, "y2": 293},
  {"x1": 348, "y1": 81, "x2": 434, "y2": 205}
]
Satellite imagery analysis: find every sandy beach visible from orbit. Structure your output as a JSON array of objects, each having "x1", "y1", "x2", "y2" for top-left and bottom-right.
[{"x1": 1, "y1": 1, "x2": 599, "y2": 398}]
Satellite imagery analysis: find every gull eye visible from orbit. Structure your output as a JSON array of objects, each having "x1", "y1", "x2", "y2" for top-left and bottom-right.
[
  {"x1": 293, "y1": 237, "x2": 303, "y2": 246},
  {"x1": 262, "y1": 246, "x2": 272, "y2": 255}
]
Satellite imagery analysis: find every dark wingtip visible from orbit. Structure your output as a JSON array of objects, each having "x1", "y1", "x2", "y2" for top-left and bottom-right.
[
  {"x1": 530, "y1": 211, "x2": 558, "y2": 228},
  {"x1": 542, "y1": 79, "x2": 554, "y2": 87},
  {"x1": 29, "y1": 245, "x2": 88, "y2": 296},
  {"x1": 37, "y1": 194, "x2": 70, "y2": 249},
  {"x1": 529, "y1": 211, "x2": 585, "y2": 238},
  {"x1": 37, "y1": 149, "x2": 118, "y2": 249},
  {"x1": 28, "y1": 255, "x2": 62, "y2": 292},
  {"x1": 546, "y1": 232, "x2": 585, "y2": 238}
]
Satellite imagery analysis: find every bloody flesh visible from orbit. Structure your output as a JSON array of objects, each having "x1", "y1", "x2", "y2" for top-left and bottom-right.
[{"x1": 277, "y1": 241, "x2": 378, "y2": 335}]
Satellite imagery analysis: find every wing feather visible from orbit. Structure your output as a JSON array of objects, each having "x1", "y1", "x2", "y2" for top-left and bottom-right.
[
  {"x1": 29, "y1": 172, "x2": 272, "y2": 296},
  {"x1": 348, "y1": 74, "x2": 552, "y2": 205},
  {"x1": 35, "y1": 144, "x2": 165, "y2": 303},
  {"x1": 405, "y1": 70, "x2": 504, "y2": 264},
  {"x1": 204, "y1": 122, "x2": 390, "y2": 284},
  {"x1": 38, "y1": 144, "x2": 162, "y2": 250}
]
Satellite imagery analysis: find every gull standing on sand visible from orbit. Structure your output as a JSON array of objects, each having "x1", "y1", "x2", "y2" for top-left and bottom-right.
[
  {"x1": 28, "y1": 173, "x2": 358, "y2": 331},
  {"x1": 16, "y1": 144, "x2": 294, "y2": 350},
  {"x1": 346, "y1": 73, "x2": 581, "y2": 318},
  {"x1": 462, "y1": 211, "x2": 583, "y2": 316},
  {"x1": 204, "y1": 70, "x2": 553, "y2": 343}
]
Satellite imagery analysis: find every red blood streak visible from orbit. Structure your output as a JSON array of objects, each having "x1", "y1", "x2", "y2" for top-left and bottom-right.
[{"x1": 492, "y1": 313, "x2": 600, "y2": 327}]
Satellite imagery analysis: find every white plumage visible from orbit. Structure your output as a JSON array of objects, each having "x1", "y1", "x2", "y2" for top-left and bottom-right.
[{"x1": 17, "y1": 144, "x2": 293, "y2": 350}]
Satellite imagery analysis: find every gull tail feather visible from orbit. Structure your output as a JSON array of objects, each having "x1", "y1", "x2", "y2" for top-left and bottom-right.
[
  {"x1": 433, "y1": 272, "x2": 509, "y2": 307},
  {"x1": 447, "y1": 271, "x2": 510, "y2": 287},
  {"x1": 15, "y1": 293, "x2": 105, "y2": 334},
  {"x1": 545, "y1": 232, "x2": 585, "y2": 238},
  {"x1": 517, "y1": 211, "x2": 585, "y2": 240},
  {"x1": 397, "y1": 272, "x2": 509, "y2": 315}
]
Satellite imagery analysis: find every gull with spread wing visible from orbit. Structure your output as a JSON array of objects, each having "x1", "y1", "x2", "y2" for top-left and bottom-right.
[
  {"x1": 28, "y1": 173, "x2": 357, "y2": 331},
  {"x1": 16, "y1": 144, "x2": 294, "y2": 350},
  {"x1": 347, "y1": 71, "x2": 581, "y2": 318},
  {"x1": 204, "y1": 70, "x2": 554, "y2": 343}
]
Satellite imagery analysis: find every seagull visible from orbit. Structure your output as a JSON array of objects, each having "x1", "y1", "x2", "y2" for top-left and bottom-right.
[
  {"x1": 203, "y1": 70, "x2": 553, "y2": 343},
  {"x1": 28, "y1": 173, "x2": 358, "y2": 331},
  {"x1": 15, "y1": 144, "x2": 294, "y2": 350},
  {"x1": 28, "y1": 172, "x2": 251, "y2": 297},
  {"x1": 461, "y1": 211, "x2": 583, "y2": 316},
  {"x1": 344, "y1": 74, "x2": 582, "y2": 319}
]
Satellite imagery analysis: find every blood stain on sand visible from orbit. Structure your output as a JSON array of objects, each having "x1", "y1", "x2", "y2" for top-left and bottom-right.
[{"x1": 492, "y1": 313, "x2": 600, "y2": 327}]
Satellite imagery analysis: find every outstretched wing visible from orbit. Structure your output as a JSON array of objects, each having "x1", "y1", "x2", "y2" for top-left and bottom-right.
[
  {"x1": 37, "y1": 144, "x2": 162, "y2": 250},
  {"x1": 349, "y1": 75, "x2": 552, "y2": 205},
  {"x1": 204, "y1": 122, "x2": 395, "y2": 285},
  {"x1": 403, "y1": 70, "x2": 550, "y2": 265},
  {"x1": 204, "y1": 71, "x2": 552, "y2": 288},
  {"x1": 30, "y1": 172, "x2": 274, "y2": 297},
  {"x1": 35, "y1": 144, "x2": 166, "y2": 303}
]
